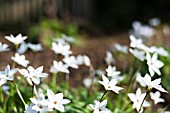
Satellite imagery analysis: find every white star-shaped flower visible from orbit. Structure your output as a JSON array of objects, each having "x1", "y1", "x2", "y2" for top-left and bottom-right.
[
  {"x1": 150, "y1": 91, "x2": 165, "y2": 104},
  {"x1": 63, "y1": 56, "x2": 78, "y2": 69},
  {"x1": 128, "y1": 88, "x2": 150, "y2": 112},
  {"x1": 18, "y1": 66, "x2": 48, "y2": 85},
  {"x1": 5, "y1": 34, "x2": 27, "y2": 45},
  {"x1": 30, "y1": 93, "x2": 49, "y2": 113},
  {"x1": 24, "y1": 104, "x2": 37, "y2": 113},
  {"x1": 51, "y1": 42, "x2": 72, "y2": 57},
  {"x1": 11, "y1": 53, "x2": 29, "y2": 67},
  {"x1": 0, "y1": 65, "x2": 17, "y2": 86},
  {"x1": 98, "y1": 75, "x2": 123, "y2": 94},
  {"x1": 47, "y1": 89, "x2": 71, "y2": 112},
  {"x1": 89, "y1": 99, "x2": 112, "y2": 113},
  {"x1": 50, "y1": 61, "x2": 69, "y2": 74},
  {"x1": 0, "y1": 42, "x2": 10, "y2": 52},
  {"x1": 142, "y1": 74, "x2": 167, "y2": 93},
  {"x1": 146, "y1": 53, "x2": 164, "y2": 76}
]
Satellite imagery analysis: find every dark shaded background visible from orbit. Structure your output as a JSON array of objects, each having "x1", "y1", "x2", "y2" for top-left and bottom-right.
[{"x1": 0, "y1": 0, "x2": 170, "y2": 34}]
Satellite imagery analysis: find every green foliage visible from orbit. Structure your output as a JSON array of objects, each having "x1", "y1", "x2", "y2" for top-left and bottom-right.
[{"x1": 28, "y1": 19, "x2": 79, "y2": 47}]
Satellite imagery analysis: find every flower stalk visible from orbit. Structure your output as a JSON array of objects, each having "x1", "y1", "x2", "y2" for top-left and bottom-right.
[
  {"x1": 100, "y1": 90, "x2": 108, "y2": 102},
  {"x1": 11, "y1": 81, "x2": 26, "y2": 106}
]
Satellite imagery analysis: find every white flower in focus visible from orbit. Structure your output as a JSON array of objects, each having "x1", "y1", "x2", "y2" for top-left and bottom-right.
[
  {"x1": 50, "y1": 61, "x2": 69, "y2": 74},
  {"x1": 51, "y1": 42, "x2": 72, "y2": 56},
  {"x1": 17, "y1": 42, "x2": 28, "y2": 54},
  {"x1": 105, "y1": 51, "x2": 115, "y2": 65},
  {"x1": 11, "y1": 53, "x2": 29, "y2": 67},
  {"x1": 136, "y1": 72, "x2": 146, "y2": 87},
  {"x1": 113, "y1": 43, "x2": 128, "y2": 54},
  {"x1": 142, "y1": 74, "x2": 167, "y2": 93},
  {"x1": 28, "y1": 43, "x2": 43, "y2": 52},
  {"x1": 18, "y1": 66, "x2": 48, "y2": 85},
  {"x1": 89, "y1": 99, "x2": 112, "y2": 113},
  {"x1": 146, "y1": 53, "x2": 164, "y2": 76},
  {"x1": 98, "y1": 75, "x2": 123, "y2": 94},
  {"x1": 5, "y1": 34, "x2": 27, "y2": 45},
  {"x1": 128, "y1": 88, "x2": 150, "y2": 112},
  {"x1": 0, "y1": 42, "x2": 10, "y2": 52},
  {"x1": 129, "y1": 49, "x2": 145, "y2": 61},
  {"x1": 76, "y1": 55, "x2": 91, "y2": 66},
  {"x1": 149, "y1": 46, "x2": 168, "y2": 57},
  {"x1": 150, "y1": 91, "x2": 165, "y2": 104},
  {"x1": 30, "y1": 93, "x2": 49, "y2": 113},
  {"x1": 63, "y1": 56, "x2": 78, "y2": 69},
  {"x1": 47, "y1": 89, "x2": 71, "y2": 112},
  {"x1": 24, "y1": 104, "x2": 37, "y2": 113},
  {"x1": 0, "y1": 65, "x2": 17, "y2": 86}
]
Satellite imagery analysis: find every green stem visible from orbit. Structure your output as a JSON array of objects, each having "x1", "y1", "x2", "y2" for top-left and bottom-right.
[
  {"x1": 11, "y1": 81, "x2": 26, "y2": 106},
  {"x1": 32, "y1": 81, "x2": 35, "y2": 97},
  {"x1": 100, "y1": 90, "x2": 108, "y2": 102},
  {"x1": 52, "y1": 73, "x2": 57, "y2": 87},
  {"x1": 139, "y1": 89, "x2": 151, "y2": 112},
  {"x1": 0, "y1": 87, "x2": 4, "y2": 103}
]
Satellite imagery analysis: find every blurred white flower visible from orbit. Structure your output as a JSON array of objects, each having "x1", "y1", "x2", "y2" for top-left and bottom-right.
[
  {"x1": 113, "y1": 43, "x2": 128, "y2": 54},
  {"x1": 61, "y1": 35, "x2": 75, "y2": 43},
  {"x1": 89, "y1": 99, "x2": 112, "y2": 113},
  {"x1": 76, "y1": 55, "x2": 91, "y2": 66},
  {"x1": 50, "y1": 61, "x2": 69, "y2": 74},
  {"x1": 18, "y1": 66, "x2": 48, "y2": 85},
  {"x1": 83, "y1": 77, "x2": 98, "y2": 88},
  {"x1": 142, "y1": 74, "x2": 167, "y2": 93},
  {"x1": 51, "y1": 42, "x2": 72, "y2": 57},
  {"x1": 129, "y1": 48, "x2": 145, "y2": 61},
  {"x1": 0, "y1": 42, "x2": 10, "y2": 52},
  {"x1": 150, "y1": 91, "x2": 164, "y2": 104},
  {"x1": 63, "y1": 56, "x2": 78, "y2": 69},
  {"x1": 98, "y1": 75, "x2": 123, "y2": 94},
  {"x1": 95, "y1": 69, "x2": 105, "y2": 76},
  {"x1": 11, "y1": 53, "x2": 29, "y2": 67},
  {"x1": 132, "y1": 21, "x2": 155, "y2": 38},
  {"x1": 0, "y1": 65, "x2": 17, "y2": 86},
  {"x1": 30, "y1": 93, "x2": 49, "y2": 113},
  {"x1": 146, "y1": 53, "x2": 164, "y2": 76},
  {"x1": 47, "y1": 89, "x2": 71, "y2": 112},
  {"x1": 129, "y1": 35, "x2": 145, "y2": 49},
  {"x1": 24, "y1": 104, "x2": 37, "y2": 113},
  {"x1": 5, "y1": 34, "x2": 27, "y2": 45},
  {"x1": 28, "y1": 43, "x2": 43, "y2": 52},
  {"x1": 2, "y1": 85, "x2": 10, "y2": 95},
  {"x1": 149, "y1": 46, "x2": 168, "y2": 57},
  {"x1": 136, "y1": 72, "x2": 146, "y2": 87},
  {"x1": 106, "y1": 65, "x2": 120, "y2": 77},
  {"x1": 128, "y1": 88, "x2": 150, "y2": 112},
  {"x1": 149, "y1": 18, "x2": 161, "y2": 27},
  {"x1": 105, "y1": 51, "x2": 115, "y2": 65},
  {"x1": 17, "y1": 42, "x2": 28, "y2": 54}
]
